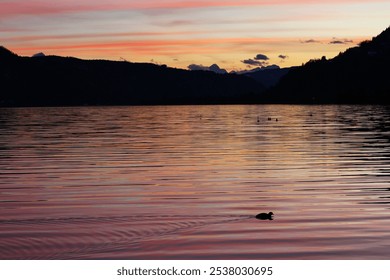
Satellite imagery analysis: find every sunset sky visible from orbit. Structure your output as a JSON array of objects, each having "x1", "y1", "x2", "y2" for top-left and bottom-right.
[{"x1": 1, "y1": 0, "x2": 389, "y2": 71}]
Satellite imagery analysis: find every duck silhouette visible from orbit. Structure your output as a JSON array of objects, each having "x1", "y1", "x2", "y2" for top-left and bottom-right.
[{"x1": 255, "y1": 212, "x2": 274, "y2": 220}]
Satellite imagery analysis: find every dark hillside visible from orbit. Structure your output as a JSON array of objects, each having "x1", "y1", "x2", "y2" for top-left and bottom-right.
[
  {"x1": 0, "y1": 47, "x2": 264, "y2": 106},
  {"x1": 267, "y1": 26, "x2": 390, "y2": 103}
]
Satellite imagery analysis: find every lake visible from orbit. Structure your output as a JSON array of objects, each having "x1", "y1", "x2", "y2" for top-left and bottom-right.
[{"x1": 1, "y1": 105, "x2": 390, "y2": 259}]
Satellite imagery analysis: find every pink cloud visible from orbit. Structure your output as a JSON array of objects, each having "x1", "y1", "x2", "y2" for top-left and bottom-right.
[
  {"x1": 5, "y1": 31, "x2": 202, "y2": 43},
  {"x1": 10, "y1": 37, "x2": 290, "y2": 57},
  {"x1": 0, "y1": 0, "x2": 387, "y2": 18}
]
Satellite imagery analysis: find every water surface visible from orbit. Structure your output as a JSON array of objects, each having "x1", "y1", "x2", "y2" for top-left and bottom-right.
[{"x1": 1, "y1": 105, "x2": 390, "y2": 259}]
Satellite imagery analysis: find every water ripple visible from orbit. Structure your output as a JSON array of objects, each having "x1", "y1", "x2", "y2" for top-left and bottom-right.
[{"x1": 1, "y1": 105, "x2": 390, "y2": 259}]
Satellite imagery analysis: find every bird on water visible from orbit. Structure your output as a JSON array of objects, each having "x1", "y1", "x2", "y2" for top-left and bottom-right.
[{"x1": 255, "y1": 212, "x2": 274, "y2": 220}]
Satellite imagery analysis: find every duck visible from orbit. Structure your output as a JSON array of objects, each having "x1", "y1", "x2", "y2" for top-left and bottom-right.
[{"x1": 255, "y1": 212, "x2": 274, "y2": 220}]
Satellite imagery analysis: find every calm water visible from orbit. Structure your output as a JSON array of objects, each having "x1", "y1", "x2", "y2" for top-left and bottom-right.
[{"x1": 1, "y1": 105, "x2": 390, "y2": 259}]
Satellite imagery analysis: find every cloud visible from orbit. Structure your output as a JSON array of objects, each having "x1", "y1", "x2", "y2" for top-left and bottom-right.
[
  {"x1": 9, "y1": 37, "x2": 291, "y2": 59},
  {"x1": 188, "y1": 63, "x2": 227, "y2": 74},
  {"x1": 254, "y1": 54, "x2": 269, "y2": 60},
  {"x1": 300, "y1": 39, "x2": 322, "y2": 44},
  {"x1": 278, "y1": 54, "x2": 288, "y2": 60},
  {"x1": 329, "y1": 38, "x2": 353, "y2": 44},
  {"x1": 1, "y1": 0, "x2": 383, "y2": 18},
  {"x1": 241, "y1": 59, "x2": 268, "y2": 67},
  {"x1": 188, "y1": 64, "x2": 209, "y2": 71},
  {"x1": 301, "y1": 38, "x2": 354, "y2": 45},
  {"x1": 242, "y1": 53, "x2": 270, "y2": 67}
]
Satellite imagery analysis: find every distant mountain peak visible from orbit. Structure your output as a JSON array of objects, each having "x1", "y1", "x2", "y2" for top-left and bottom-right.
[
  {"x1": 32, "y1": 52, "x2": 46, "y2": 58},
  {"x1": 209, "y1": 64, "x2": 227, "y2": 74}
]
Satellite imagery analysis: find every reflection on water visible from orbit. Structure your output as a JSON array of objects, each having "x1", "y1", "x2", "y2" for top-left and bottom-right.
[{"x1": 0, "y1": 105, "x2": 390, "y2": 259}]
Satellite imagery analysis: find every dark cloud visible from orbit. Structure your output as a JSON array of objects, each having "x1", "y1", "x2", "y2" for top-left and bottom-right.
[
  {"x1": 278, "y1": 54, "x2": 288, "y2": 60},
  {"x1": 188, "y1": 63, "x2": 227, "y2": 74},
  {"x1": 329, "y1": 39, "x2": 353, "y2": 44},
  {"x1": 241, "y1": 59, "x2": 267, "y2": 67},
  {"x1": 254, "y1": 54, "x2": 269, "y2": 60},
  {"x1": 188, "y1": 64, "x2": 207, "y2": 71},
  {"x1": 300, "y1": 39, "x2": 321, "y2": 44},
  {"x1": 242, "y1": 53, "x2": 270, "y2": 67}
]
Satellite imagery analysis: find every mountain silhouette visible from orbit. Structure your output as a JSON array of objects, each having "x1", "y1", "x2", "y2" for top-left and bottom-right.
[
  {"x1": 266, "y1": 26, "x2": 390, "y2": 103},
  {"x1": 242, "y1": 66, "x2": 293, "y2": 88},
  {"x1": 2, "y1": 26, "x2": 390, "y2": 106},
  {"x1": 0, "y1": 46, "x2": 18, "y2": 62},
  {"x1": 0, "y1": 47, "x2": 264, "y2": 106}
]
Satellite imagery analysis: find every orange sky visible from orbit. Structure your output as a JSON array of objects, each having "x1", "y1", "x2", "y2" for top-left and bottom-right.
[{"x1": 1, "y1": 0, "x2": 389, "y2": 71}]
